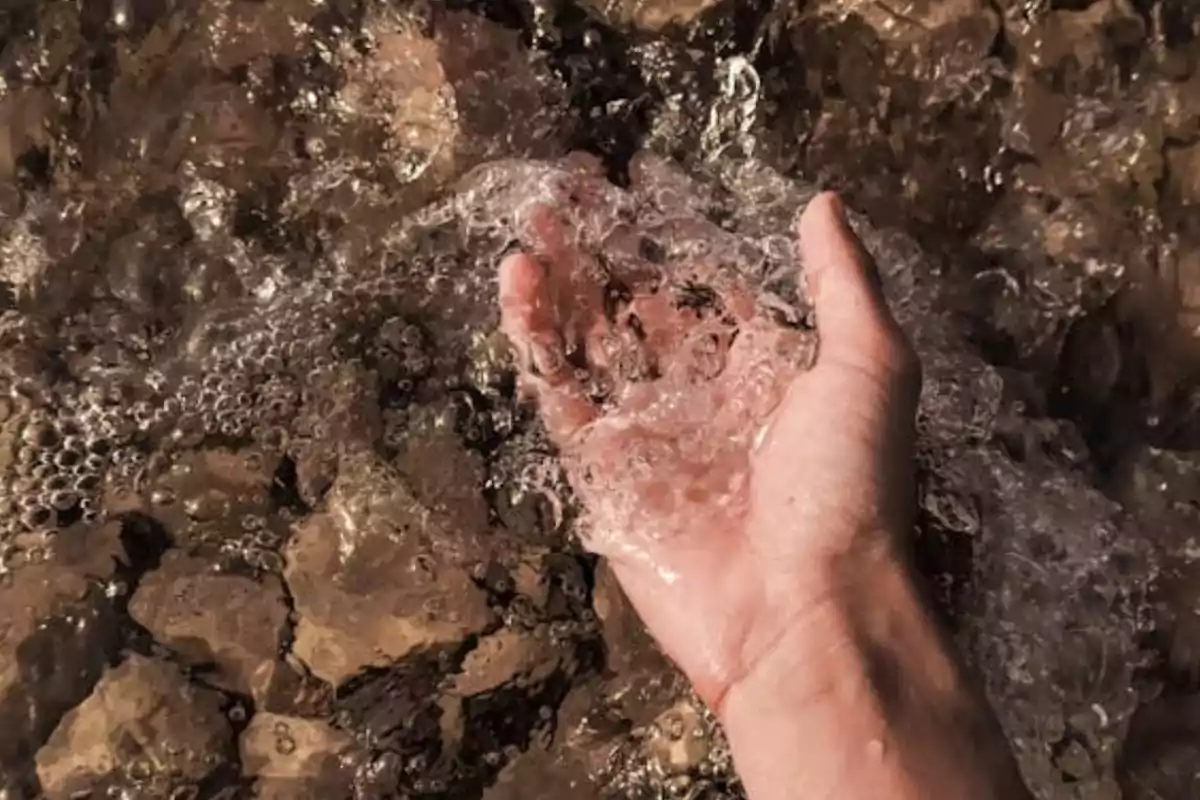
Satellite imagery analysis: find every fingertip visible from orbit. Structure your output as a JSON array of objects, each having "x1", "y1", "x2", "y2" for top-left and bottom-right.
[
  {"x1": 499, "y1": 252, "x2": 542, "y2": 303},
  {"x1": 798, "y1": 191, "x2": 847, "y2": 242}
]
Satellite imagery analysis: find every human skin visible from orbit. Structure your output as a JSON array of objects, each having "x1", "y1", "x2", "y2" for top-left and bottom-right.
[{"x1": 498, "y1": 191, "x2": 1032, "y2": 799}]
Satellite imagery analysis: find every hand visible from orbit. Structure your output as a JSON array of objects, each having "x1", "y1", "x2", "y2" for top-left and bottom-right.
[{"x1": 498, "y1": 189, "x2": 921, "y2": 711}]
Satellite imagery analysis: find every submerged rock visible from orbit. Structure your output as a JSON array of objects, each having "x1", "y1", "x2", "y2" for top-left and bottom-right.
[
  {"x1": 34, "y1": 654, "x2": 233, "y2": 799},
  {"x1": 582, "y1": 0, "x2": 722, "y2": 32},
  {"x1": 0, "y1": 523, "x2": 124, "y2": 784},
  {"x1": 240, "y1": 712, "x2": 359, "y2": 799},
  {"x1": 283, "y1": 460, "x2": 493, "y2": 686},
  {"x1": 128, "y1": 550, "x2": 290, "y2": 703}
]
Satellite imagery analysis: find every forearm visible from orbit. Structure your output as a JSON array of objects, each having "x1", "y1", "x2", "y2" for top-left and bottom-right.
[{"x1": 718, "y1": 551, "x2": 1031, "y2": 800}]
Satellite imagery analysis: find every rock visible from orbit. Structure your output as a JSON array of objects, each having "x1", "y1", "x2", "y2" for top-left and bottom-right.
[
  {"x1": 34, "y1": 654, "x2": 233, "y2": 799},
  {"x1": 645, "y1": 699, "x2": 710, "y2": 776},
  {"x1": 392, "y1": 406, "x2": 491, "y2": 543},
  {"x1": 200, "y1": 0, "x2": 321, "y2": 72},
  {"x1": 240, "y1": 712, "x2": 358, "y2": 799},
  {"x1": 582, "y1": 0, "x2": 720, "y2": 31},
  {"x1": 335, "y1": 10, "x2": 566, "y2": 195},
  {"x1": 0, "y1": 523, "x2": 124, "y2": 779},
  {"x1": 1168, "y1": 141, "x2": 1200, "y2": 206},
  {"x1": 481, "y1": 683, "x2": 607, "y2": 800},
  {"x1": 593, "y1": 561, "x2": 671, "y2": 677},
  {"x1": 283, "y1": 460, "x2": 492, "y2": 686},
  {"x1": 817, "y1": 0, "x2": 995, "y2": 50},
  {"x1": 128, "y1": 550, "x2": 290, "y2": 703},
  {"x1": 482, "y1": 742, "x2": 604, "y2": 800},
  {"x1": 141, "y1": 447, "x2": 278, "y2": 549},
  {"x1": 451, "y1": 628, "x2": 560, "y2": 698}
]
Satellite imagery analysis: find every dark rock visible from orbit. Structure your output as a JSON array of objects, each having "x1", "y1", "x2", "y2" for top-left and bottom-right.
[{"x1": 0, "y1": 523, "x2": 124, "y2": 783}]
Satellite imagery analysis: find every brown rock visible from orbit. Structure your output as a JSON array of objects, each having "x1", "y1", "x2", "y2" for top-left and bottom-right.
[
  {"x1": 645, "y1": 699, "x2": 710, "y2": 776},
  {"x1": 482, "y1": 683, "x2": 607, "y2": 800},
  {"x1": 129, "y1": 550, "x2": 290, "y2": 702},
  {"x1": 336, "y1": 10, "x2": 566, "y2": 193},
  {"x1": 201, "y1": 0, "x2": 320, "y2": 72},
  {"x1": 817, "y1": 0, "x2": 990, "y2": 46},
  {"x1": 451, "y1": 628, "x2": 560, "y2": 698},
  {"x1": 283, "y1": 460, "x2": 492, "y2": 686},
  {"x1": 1168, "y1": 142, "x2": 1200, "y2": 207},
  {"x1": 34, "y1": 654, "x2": 233, "y2": 799},
  {"x1": 0, "y1": 523, "x2": 124, "y2": 777},
  {"x1": 392, "y1": 407, "x2": 490, "y2": 542},
  {"x1": 593, "y1": 561, "x2": 671, "y2": 676},
  {"x1": 582, "y1": 0, "x2": 720, "y2": 31},
  {"x1": 240, "y1": 712, "x2": 358, "y2": 799}
]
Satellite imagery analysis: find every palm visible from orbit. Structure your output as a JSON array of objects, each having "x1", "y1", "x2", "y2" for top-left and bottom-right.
[{"x1": 499, "y1": 190, "x2": 919, "y2": 708}]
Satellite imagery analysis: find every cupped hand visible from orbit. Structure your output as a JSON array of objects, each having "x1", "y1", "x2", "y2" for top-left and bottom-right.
[{"x1": 498, "y1": 188, "x2": 921, "y2": 711}]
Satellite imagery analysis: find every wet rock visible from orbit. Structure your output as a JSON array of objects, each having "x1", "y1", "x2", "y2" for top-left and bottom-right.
[
  {"x1": 0, "y1": 523, "x2": 124, "y2": 779},
  {"x1": 201, "y1": 0, "x2": 321, "y2": 71},
  {"x1": 646, "y1": 699, "x2": 710, "y2": 776},
  {"x1": 482, "y1": 733, "x2": 604, "y2": 800},
  {"x1": 581, "y1": 0, "x2": 720, "y2": 32},
  {"x1": 34, "y1": 654, "x2": 233, "y2": 799},
  {"x1": 1167, "y1": 141, "x2": 1200, "y2": 206},
  {"x1": 452, "y1": 629, "x2": 561, "y2": 698},
  {"x1": 391, "y1": 404, "x2": 491, "y2": 542},
  {"x1": 283, "y1": 460, "x2": 492, "y2": 686},
  {"x1": 240, "y1": 712, "x2": 358, "y2": 799},
  {"x1": 818, "y1": 0, "x2": 999, "y2": 71},
  {"x1": 335, "y1": 10, "x2": 566, "y2": 198},
  {"x1": 593, "y1": 561, "x2": 672, "y2": 677},
  {"x1": 128, "y1": 550, "x2": 290, "y2": 703}
]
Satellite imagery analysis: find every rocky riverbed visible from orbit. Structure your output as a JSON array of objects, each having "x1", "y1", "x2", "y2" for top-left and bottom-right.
[{"x1": 0, "y1": 1, "x2": 1197, "y2": 798}]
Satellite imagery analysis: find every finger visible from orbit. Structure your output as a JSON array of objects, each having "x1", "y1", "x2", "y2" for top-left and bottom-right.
[
  {"x1": 522, "y1": 205, "x2": 605, "y2": 349},
  {"x1": 499, "y1": 252, "x2": 597, "y2": 445},
  {"x1": 797, "y1": 193, "x2": 916, "y2": 384}
]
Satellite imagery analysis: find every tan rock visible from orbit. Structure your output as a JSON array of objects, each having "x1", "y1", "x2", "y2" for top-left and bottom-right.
[
  {"x1": 129, "y1": 550, "x2": 289, "y2": 702},
  {"x1": 338, "y1": 15, "x2": 458, "y2": 189},
  {"x1": 240, "y1": 712, "x2": 357, "y2": 798},
  {"x1": 816, "y1": 0, "x2": 988, "y2": 44},
  {"x1": 582, "y1": 0, "x2": 720, "y2": 31},
  {"x1": 34, "y1": 654, "x2": 233, "y2": 798},
  {"x1": 645, "y1": 700, "x2": 710, "y2": 776},
  {"x1": 452, "y1": 628, "x2": 560, "y2": 697},
  {"x1": 336, "y1": 10, "x2": 565, "y2": 192},
  {"x1": 284, "y1": 461, "x2": 492, "y2": 686},
  {"x1": 0, "y1": 523, "x2": 124, "y2": 774}
]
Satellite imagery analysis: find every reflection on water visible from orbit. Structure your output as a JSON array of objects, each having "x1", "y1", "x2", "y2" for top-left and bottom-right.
[{"x1": 0, "y1": 0, "x2": 1197, "y2": 798}]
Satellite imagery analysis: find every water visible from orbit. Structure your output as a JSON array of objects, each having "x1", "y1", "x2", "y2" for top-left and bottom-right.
[{"x1": 0, "y1": 1, "x2": 1197, "y2": 798}]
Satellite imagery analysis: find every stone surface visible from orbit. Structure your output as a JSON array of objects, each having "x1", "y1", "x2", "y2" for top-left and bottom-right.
[
  {"x1": 583, "y1": 0, "x2": 721, "y2": 32},
  {"x1": 452, "y1": 628, "x2": 561, "y2": 698},
  {"x1": 0, "y1": 523, "x2": 125, "y2": 780},
  {"x1": 336, "y1": 10, "x2": 566, "y2": 197},
  {"x1": 34, "y1": 654, "x2": 233, "y2": 799},
  {"x1": 128, "y1": 550, "x2": 290, "y2": 702},
  {"x1": 283, "y1": 460, "x2": 492, "y2": 686},
  {"x1": 240, "y1": 712, "x2": 358, "y2": 799}
]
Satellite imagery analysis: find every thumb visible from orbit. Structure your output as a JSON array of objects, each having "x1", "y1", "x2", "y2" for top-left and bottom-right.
[{"x1": 798, "y1": 193, "x2": 918, "y2": 391}]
